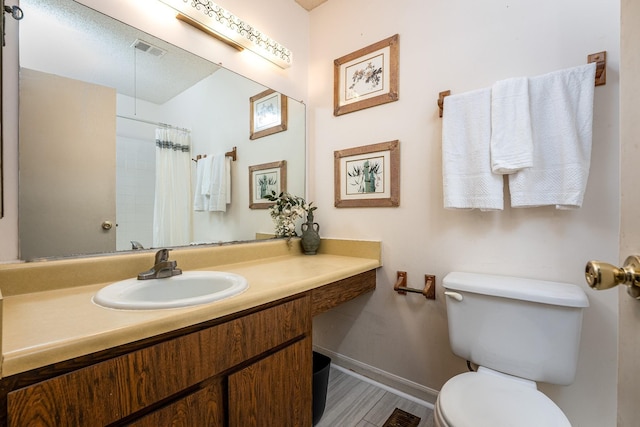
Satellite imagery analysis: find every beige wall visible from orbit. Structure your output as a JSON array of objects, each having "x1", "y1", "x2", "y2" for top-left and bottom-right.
[
  {"x1": 618, "y1": 0, "x2": 639, "y2": 425},
  {"x1": 309, "y1": 1, "x2": 620, "y2": 426}
]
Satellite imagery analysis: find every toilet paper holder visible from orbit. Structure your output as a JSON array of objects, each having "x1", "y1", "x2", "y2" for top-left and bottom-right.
[
  {"x1": 585, "y1": 255, "x2": 640, "y2": 299},
  {"x1": 394, "y1": 271, "x2": 436, "y2": 300}
]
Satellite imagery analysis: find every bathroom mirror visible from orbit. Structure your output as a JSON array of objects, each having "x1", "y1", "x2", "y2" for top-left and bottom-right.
[{"x1": 17, "y1": 0, "x2": 305, "y2": 261}]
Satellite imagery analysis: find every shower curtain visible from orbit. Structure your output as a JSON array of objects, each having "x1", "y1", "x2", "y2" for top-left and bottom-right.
[{"x1": 152, "y1": 127, "x2": 192, "y2": 248}]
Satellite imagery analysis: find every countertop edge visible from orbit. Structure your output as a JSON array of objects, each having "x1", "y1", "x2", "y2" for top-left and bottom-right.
[
  {"x1": 0, "y1": 238, "x2": 382, "y2": 296},
  {"x1": 1, "y1": 239, "x2": 381, "y2": 378}
]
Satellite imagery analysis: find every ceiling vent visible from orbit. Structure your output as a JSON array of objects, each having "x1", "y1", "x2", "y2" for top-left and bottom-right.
[{"x1": 131, "y1": 39, "x2": 167, "y2": 57}]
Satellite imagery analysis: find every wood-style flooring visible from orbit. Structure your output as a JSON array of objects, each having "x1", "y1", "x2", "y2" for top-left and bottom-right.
[{"x1": 316, "y1": 366, "x2": 435, "y2": 427}]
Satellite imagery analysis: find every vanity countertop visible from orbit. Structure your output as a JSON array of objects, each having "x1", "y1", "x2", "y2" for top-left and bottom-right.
[{"x1": 0, "y1": 239, "x2": 381, "y2": 378}]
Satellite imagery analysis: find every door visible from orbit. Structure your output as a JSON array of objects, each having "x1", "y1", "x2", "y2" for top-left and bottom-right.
[
  {"x1": 19, "y1": 68, "x2": 116, "y2": 260},
  {"x1": 618, "y1": 0, "x2": 640, "y2": 423}
]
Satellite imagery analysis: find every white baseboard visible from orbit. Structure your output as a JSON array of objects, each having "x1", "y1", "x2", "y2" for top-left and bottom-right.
[{"x1": 313, "y1": 345, "x2": 438, "y2": 408}]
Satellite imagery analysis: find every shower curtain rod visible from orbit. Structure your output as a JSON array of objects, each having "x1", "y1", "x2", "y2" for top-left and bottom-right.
[{"x1": 116, "y1": 114, "x2": 191, "y2": 133}]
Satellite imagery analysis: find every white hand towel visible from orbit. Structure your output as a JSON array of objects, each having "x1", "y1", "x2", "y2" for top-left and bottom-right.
[
  {"x1": 509, "y1": 62, "x2": 596, "y2": 209},
  {"x1": 200, "y1": 156, "x2": 213, "y2": 197},
  {"x1": 207, "y1": 153, "x2": 227, "y2": 212},
  {"x1": 442, "y1": 87, "x2": 504, "y2": 210},
  {"x1": 193, "y1": 156, "x2": 213, "y2": 211},
  {"x1": 490, "y1": 77, "x2": 533, "y2": 174}
]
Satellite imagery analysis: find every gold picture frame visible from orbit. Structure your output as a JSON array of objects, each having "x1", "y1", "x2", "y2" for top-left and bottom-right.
[
  {"x1": 249, "y1": 160, "x2": 287, "y2": 209},
  {"x1": 334, "y1": 140, "x2": 400, "y2": 208},
  {"x1": 333, "y1": 34, "x2": 399, "y2": 116},
  {"x1": 250, "y1": 89, "x2": 288, "y2": 140}
]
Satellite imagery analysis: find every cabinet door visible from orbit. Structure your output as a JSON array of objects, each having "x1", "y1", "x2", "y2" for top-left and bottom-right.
[
  {"x1": 7, "y1": 297, "x2": 309, "y2": 427},
  {"x1": 128, "y1": 379, "x2": 224, "y2": 427},
  {"x1": 228, "y1": 337, "x2": 312, "y2": 427}
]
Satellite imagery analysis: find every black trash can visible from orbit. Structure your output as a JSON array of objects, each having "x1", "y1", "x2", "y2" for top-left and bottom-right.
[{"x1": 312, "y1": 351, "x2": 331, "y2": 425}]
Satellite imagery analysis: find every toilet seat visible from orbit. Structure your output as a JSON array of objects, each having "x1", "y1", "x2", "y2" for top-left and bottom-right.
[{"x1": 435, "y1": 371, "x2": 571, "y2": 427}]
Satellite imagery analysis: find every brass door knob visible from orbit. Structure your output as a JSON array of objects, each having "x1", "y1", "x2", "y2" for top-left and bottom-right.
[
  {"x1": 585, "y1": 255, "x2": 640, "y2": 299},
  {"x1": 101, "y1": 221, "x2": 113, "y2": 230}
]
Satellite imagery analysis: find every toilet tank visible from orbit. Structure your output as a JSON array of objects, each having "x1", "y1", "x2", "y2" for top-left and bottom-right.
[{"x1": 442, "y1": 272, "x2": 589, "y2": 385}]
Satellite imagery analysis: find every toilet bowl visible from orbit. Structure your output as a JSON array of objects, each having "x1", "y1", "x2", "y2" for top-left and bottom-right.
[
  {"x1": 434, "y1": 368, "x2": 571, "y2": 427},
  {"x1": 438, "y1": 272, "x2": 589, "y2": 427}
]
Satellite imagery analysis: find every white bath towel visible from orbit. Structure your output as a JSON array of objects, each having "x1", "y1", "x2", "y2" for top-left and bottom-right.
[
  {"x1": 200, "y1": 156, "x2": 213, "y2": 197},
  {"x1": 206, "y1": 153, "x2": 228, "y2": 212},
  {"x1": 442, "y1": 87, "x2": 504, "y2": 210},
  {"x1": 509, "y1": 62, "x2": 596, "y2": 209},
  {"x1": 193, "y1": 155, "x2": 213, "y2": 211},
  {"x1": 490, "y1": 77, "x2": 533, "y2": 174},
  {"x1": 193, "y1": 154, "x2": 229, "y2": 211}
]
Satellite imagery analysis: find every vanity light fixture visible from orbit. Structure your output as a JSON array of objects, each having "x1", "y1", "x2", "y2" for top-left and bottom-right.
[{"x1": 158, "y1": 0, "x2": 293, "y2": 69}]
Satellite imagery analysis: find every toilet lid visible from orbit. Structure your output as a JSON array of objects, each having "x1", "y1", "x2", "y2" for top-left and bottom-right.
[{"x1": 438, "y1": 372, "x2": 571, "y2": 427}]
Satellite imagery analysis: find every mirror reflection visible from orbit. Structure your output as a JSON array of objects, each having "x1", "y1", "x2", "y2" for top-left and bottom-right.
[{"x1": 18, "y1": 0, "x2": 305, "y2": 261}]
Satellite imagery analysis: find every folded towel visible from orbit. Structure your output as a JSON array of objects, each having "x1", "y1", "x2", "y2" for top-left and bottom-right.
[
  {"x1": 194, "y1": 154, "x2": 231, "y2": 212},
  {"x1": 490, "y1": 77, "x2": 533, "y2": 174},
  {"x1": 442, "y1": 88, "x2": 504, "y2": 210},
  {"x1": 200, "y1": 156, "x2": 213, "y2": 197},
  {"x1": 509, "y1": 62, "x2": 596, "y2": 209},
  {"x1": 193, "y1": 155, "x2": 213, "y2": 211},
  {"x1": 207, "y1": 153, "x2": 228, "y2": 212}
]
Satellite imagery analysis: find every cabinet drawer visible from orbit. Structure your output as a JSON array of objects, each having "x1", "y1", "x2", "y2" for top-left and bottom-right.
[{"x1": 7, "y1": 296, "x2": 310, "y2": 427}]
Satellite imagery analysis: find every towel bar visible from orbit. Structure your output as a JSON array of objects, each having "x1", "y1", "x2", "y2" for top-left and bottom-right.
[
  {"x1": 192, "y1": 146, "x2": 237, "y2": 163},
  {"x1": 437, "y1": 90, "x2": 450, "y2": 118},
  {"x1": 438, "y1": 51, "x2": 607, "y2": 117},
  {"x1": 587, "y1": 51, "x2": 606, "y2": 86}
]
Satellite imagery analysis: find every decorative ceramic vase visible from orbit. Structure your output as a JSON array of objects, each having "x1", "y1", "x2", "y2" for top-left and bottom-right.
[{"x1": 300, "y1": 211, "x2": 320, "y2": 255}]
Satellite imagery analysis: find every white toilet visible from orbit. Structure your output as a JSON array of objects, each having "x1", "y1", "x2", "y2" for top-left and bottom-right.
[{"x1": 435, "y1": 272, "x2": 589, "y2": 427}]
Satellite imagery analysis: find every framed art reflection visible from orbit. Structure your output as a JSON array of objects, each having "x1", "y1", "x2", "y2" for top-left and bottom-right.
[
  {"x1": 250, "y1": 89, "x2": 288, "y2": 140},
  {"x1": 249, "y1": 160, "x2": 287, "y2": 209}
]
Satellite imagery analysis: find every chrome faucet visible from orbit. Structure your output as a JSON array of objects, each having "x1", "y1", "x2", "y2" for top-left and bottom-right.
[
  {"x1": 131, "y1": 240, "x2": 145, "y2": 250},
  {"x1": 138, "y1": 248, "x2": 182, "y2": 280}
]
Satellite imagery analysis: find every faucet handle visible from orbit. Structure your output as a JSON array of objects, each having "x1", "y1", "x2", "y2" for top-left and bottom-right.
[
  {"x1": 137, "y1": 249, "x2": 180, "y2": 280},
  {"x1": 155, "y1": 248, "x2": 171, "y2": 264}
]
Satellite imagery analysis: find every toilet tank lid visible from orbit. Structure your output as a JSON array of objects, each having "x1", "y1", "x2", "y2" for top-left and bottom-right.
[{"x1": 443, "y1": 272, "x2": 589, "y2": 308}]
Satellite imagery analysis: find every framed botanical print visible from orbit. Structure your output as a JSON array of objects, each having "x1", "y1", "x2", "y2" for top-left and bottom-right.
[
  {"x1": 334, "y1": 140, "x2": 400, "y2": 207},
  {"x1": 250, "y1": 89, "x2": 288, "y2": 140},
  {"x1": 249, "y1": 160, "x2": 287, "y2": 209},
  {"x1": 333, "y1": 34, "x2": 399, "y2": 116}
]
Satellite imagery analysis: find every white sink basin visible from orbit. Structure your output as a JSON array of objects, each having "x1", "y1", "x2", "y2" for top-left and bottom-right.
[{"x1": 93, "y1": 271, "x2": 248, "y2": 310}]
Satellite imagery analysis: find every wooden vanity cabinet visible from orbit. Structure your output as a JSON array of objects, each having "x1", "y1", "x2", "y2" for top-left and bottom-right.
[
  {"x1": 4, "y1": 295, "x2": 312, "y2": 427},
  {"x1": 0, "y1": 269, "x2": 376, "y2": 427}
]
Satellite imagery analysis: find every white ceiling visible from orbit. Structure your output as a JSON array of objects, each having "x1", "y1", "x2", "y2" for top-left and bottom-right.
[
  {"x1": 20, "y1": 0, "x2": 324, "y2": 106},
  {"x1": 294, "y1": 0, "x2": 328, "y2": 11},
  {"x1": 21, "y1": 0, "x2": 220, "y2": 105}
]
